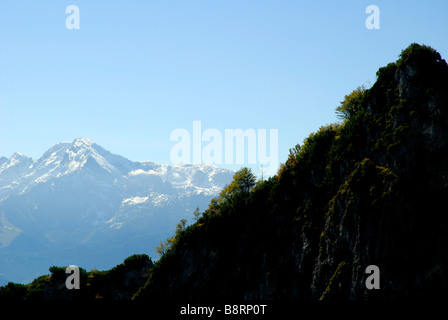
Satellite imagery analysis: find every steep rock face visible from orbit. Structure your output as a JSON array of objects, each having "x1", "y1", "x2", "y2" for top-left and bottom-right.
[
  {"x1": 312, "y1": 45, "x2": 448, "y2": 299},
  {"x1": 135, "y1": 44, "x2": 448, "y2": 300},
  {"x1": 311, "y1": 159, "x2": 400, "y2": 299}
]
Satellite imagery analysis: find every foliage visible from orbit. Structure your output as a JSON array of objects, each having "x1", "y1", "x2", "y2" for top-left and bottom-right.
[
  {"x1": 0, "y1": 282, "x2": 28, "y2": 301},
  {"x1": 155, "y1": 218, "x2": 188, "y2": 257},
  {"x1": 192, "y1": 206, "x2": 201, "y2": 221},
  {"x1": 397, "y1": 43, "x2": 444, "y2": 68},
  {"x1": 335, "y1": 85, "x2": 367, "y2": 120},
  {"x1": 0, "y1": 254, "x2": 152, "y2": 301},
  {"x1": 123, "y1": 254, "x2": 151, "y2": 269},
  {"x1": 155, "y1": 240, "x2": 169, "y2": 257},
  {"x1": 217, "y1": 167, "x2": 256, "y2": 203}
]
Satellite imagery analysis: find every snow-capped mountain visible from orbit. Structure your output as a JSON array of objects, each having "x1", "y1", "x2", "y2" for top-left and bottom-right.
[{"x1": 0, "y1": 138, "x2": 234, "y2": 285}]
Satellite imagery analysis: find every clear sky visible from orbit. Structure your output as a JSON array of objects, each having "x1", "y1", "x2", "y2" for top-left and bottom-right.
[{"x1": 1, "y1": 1, "x2": 447, "y2": 175}]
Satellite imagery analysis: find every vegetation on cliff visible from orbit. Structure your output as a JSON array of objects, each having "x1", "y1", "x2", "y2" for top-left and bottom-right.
[{"x1": 134, "y1": 43, "x2": 448, "y2": 300}]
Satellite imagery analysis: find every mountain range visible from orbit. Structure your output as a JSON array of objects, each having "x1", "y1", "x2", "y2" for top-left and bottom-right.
[{"x1": 0, "y1": 138, "x2": 234, "y2": 285}]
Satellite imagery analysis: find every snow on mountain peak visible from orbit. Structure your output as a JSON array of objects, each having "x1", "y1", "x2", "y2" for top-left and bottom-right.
[
  {"x1": 11, "y1": 152, "x2": 26, "y2": 158},
  {"x1": 8, "y1": 152, "x2": 32, "y2": 164},
  {"x1": 0, "y1": 152, "x2": 32, "y2": 173},
  {"x1": 0, "y1": 139, "x2": 235, "y2": 285},
  {"x1": 73, "y1": 137, "x2": 94, "y2": 148},
  {"x1": 0, "y1": 138, "x2": 116, "y2": 190},
  {"x1": 0, "y1": 139, "x2": 234, "y2": 198}
]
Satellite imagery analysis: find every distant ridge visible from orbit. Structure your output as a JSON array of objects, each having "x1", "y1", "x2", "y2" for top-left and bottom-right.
[{"x1": 0, "y1": 138, "x2": 234, "y2": 285}]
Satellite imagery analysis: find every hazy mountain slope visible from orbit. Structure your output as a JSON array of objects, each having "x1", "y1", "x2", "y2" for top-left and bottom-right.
[{"x1": 0, "y1": 138, "x2": 233, "y2": 285}]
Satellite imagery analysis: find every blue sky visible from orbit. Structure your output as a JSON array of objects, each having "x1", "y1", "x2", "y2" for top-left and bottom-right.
[{"x1": 1, "y1": 0, "x2": 447, "y2": 175}]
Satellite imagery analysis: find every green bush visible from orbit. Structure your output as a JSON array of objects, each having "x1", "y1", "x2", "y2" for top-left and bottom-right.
[
  {"x1": 123, "y1": 254, "x2": 151, "y2": 270},
  {"x1": 335, "y1": 86, "x2": 367, "y2": 120},
  {"x1": 397, "y1": 43, "x2": 443, "y2": 68},
  {"x1": 0, "y1": 282, "x2": 28, "y2": 301}
]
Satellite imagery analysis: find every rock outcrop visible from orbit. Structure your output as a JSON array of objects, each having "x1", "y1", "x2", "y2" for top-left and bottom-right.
[{"x1": 135, "y1": 44, "x2": 448, "y2": 300}]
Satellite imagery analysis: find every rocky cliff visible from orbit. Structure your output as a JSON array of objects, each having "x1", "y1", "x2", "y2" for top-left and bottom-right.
[{"x1": 134, "y1": 43, "x2": 448, "y2": 300}]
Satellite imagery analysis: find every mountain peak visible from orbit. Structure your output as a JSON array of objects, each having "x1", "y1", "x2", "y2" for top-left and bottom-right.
[
  {"x1": 0, "y1": 152, "x2": 32, "y2": 176},
  {"x1": 72, "y1": 137, "x2": 94, "y2": 148},
  {"x1": 1, "y1": 138, "x2": 235, "y2": 198},
  {"x1": 6, "y1": 152, "x2": 32, "y2": 167},
  {"x1": 0, "y1": 138, "x2": 235, "y2": 286},
  {"x1": 10, "y1": 152, "x2": 28, "y2": 160}
]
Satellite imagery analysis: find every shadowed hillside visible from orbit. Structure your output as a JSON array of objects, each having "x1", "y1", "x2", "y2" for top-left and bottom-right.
[{"x1": 135, "y1": 43, "x2": 448, "y2": 300}]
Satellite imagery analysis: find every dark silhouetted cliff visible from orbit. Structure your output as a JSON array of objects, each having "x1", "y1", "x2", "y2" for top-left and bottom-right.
[{"x1": 135, "y1": 43, "x2": 448, "y2": 300}]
